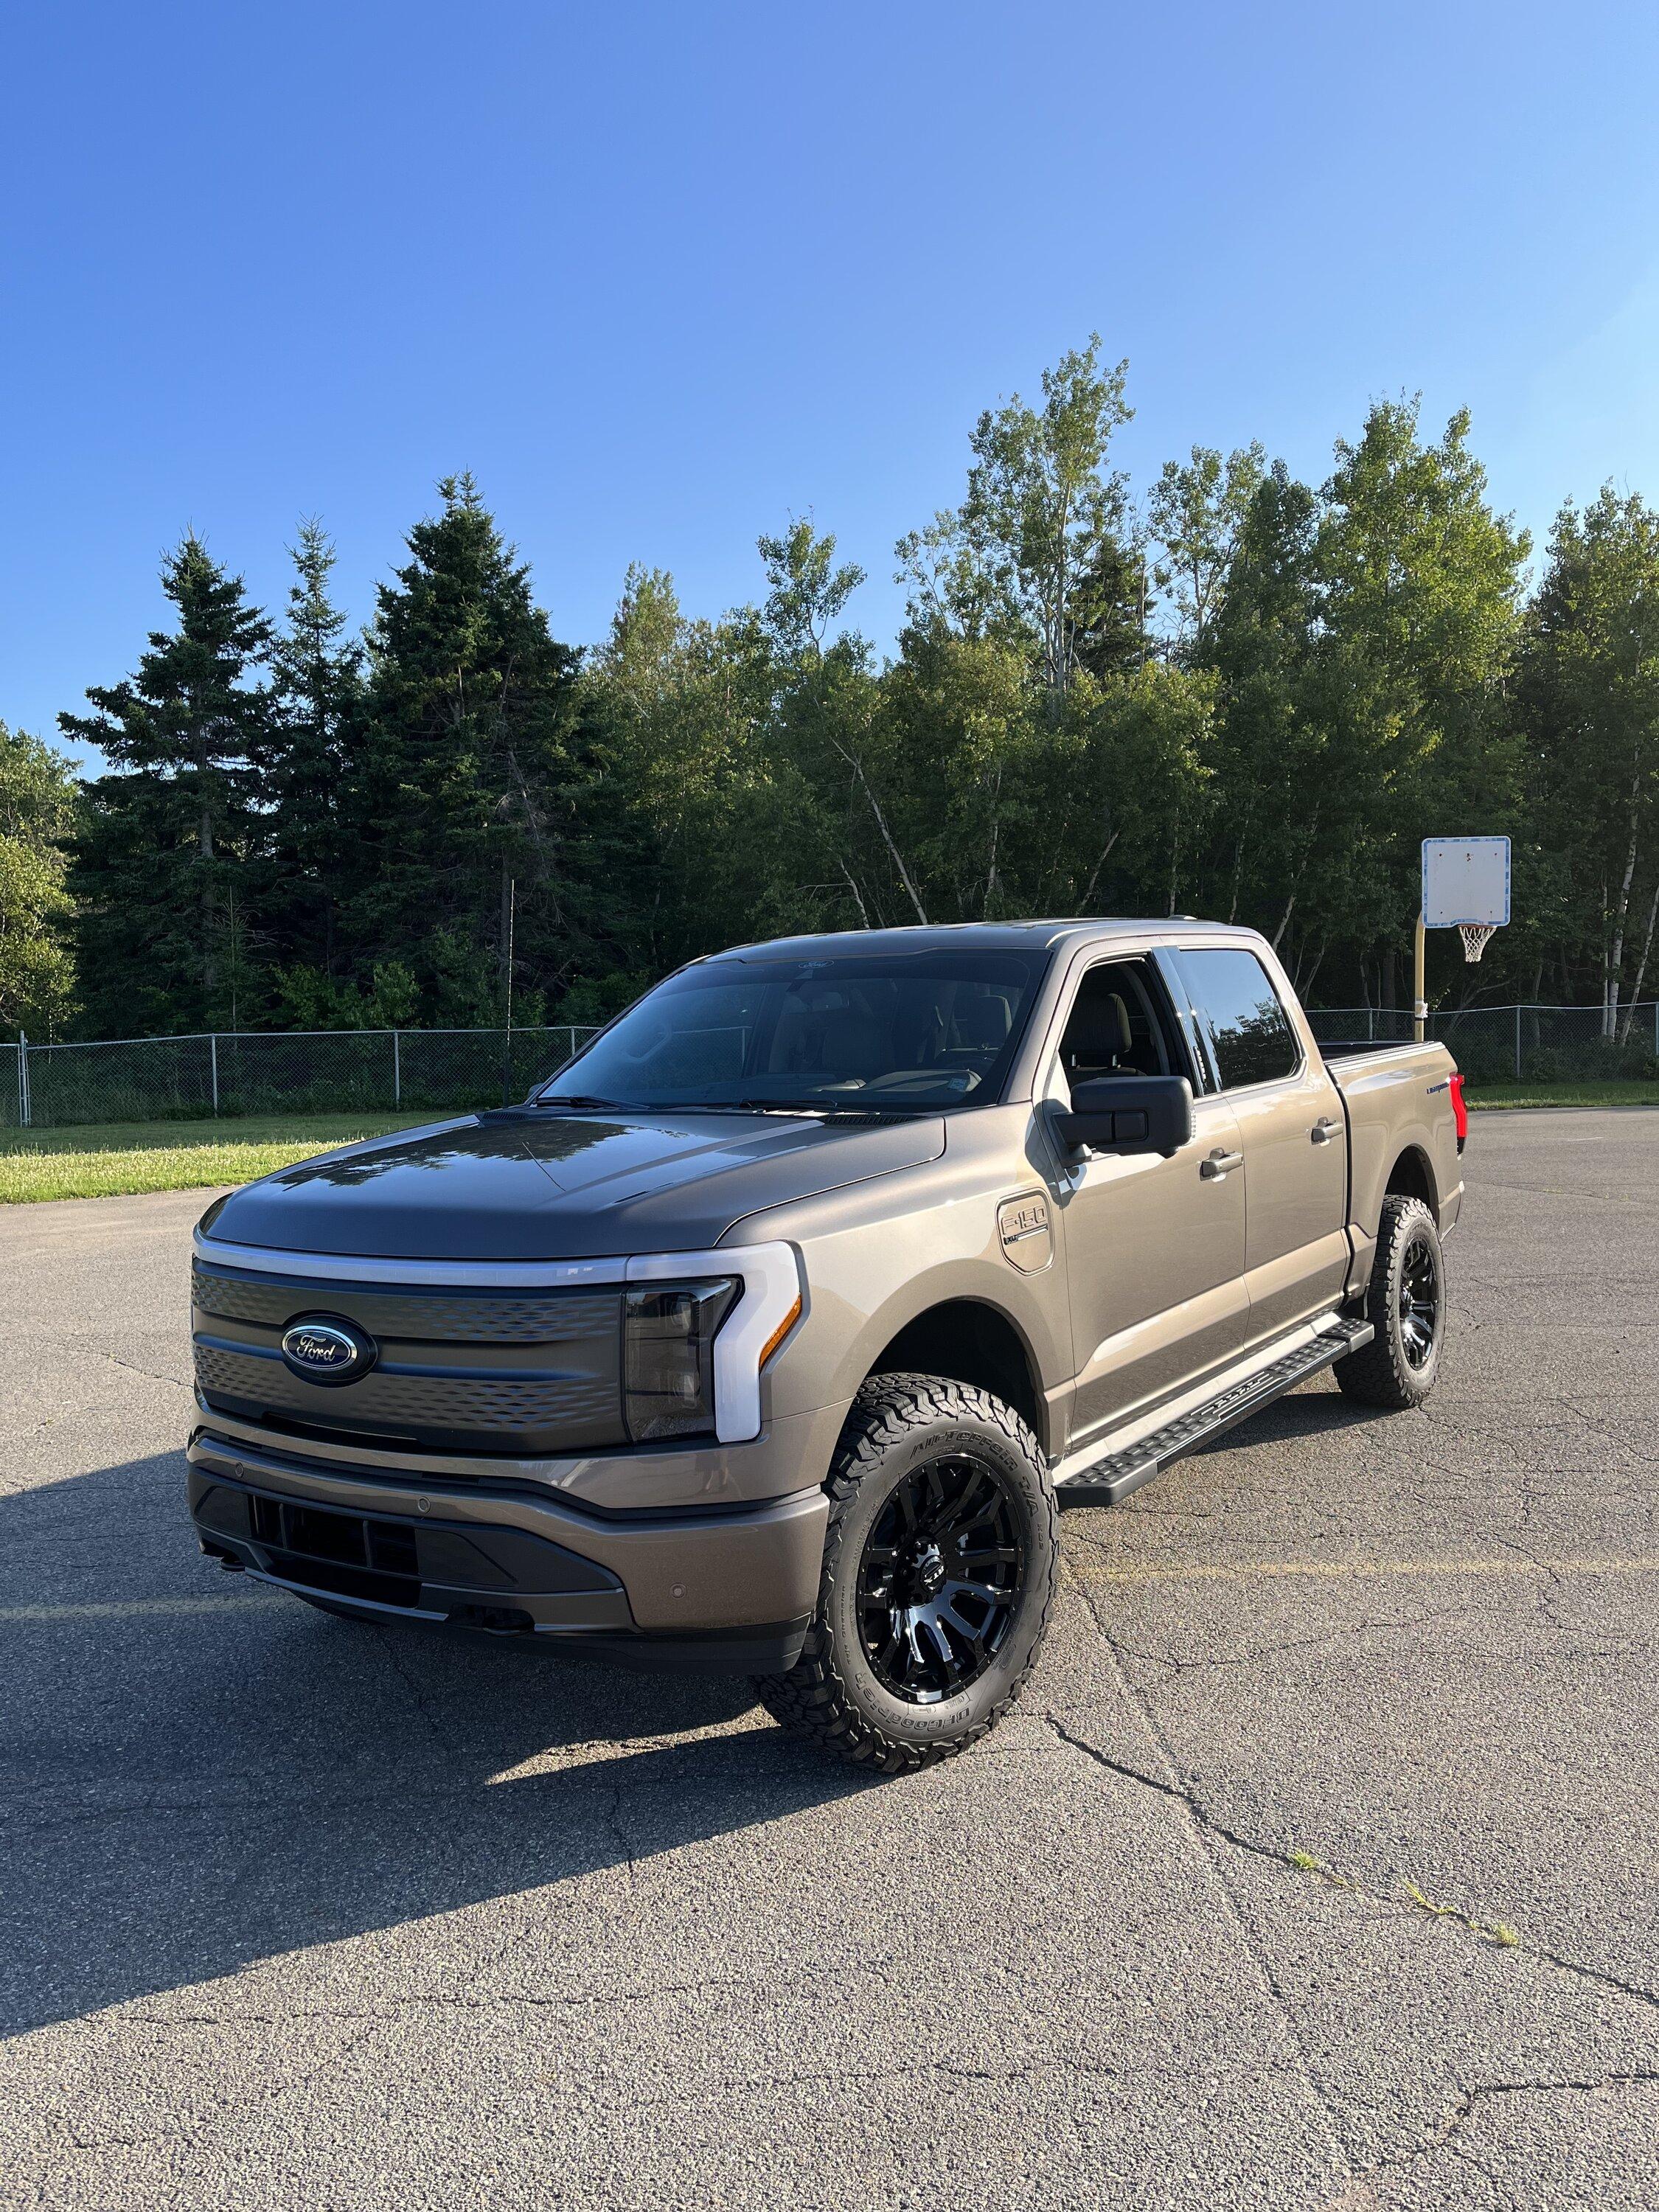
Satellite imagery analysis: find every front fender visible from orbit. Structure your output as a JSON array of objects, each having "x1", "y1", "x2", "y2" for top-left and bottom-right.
[{"x1": 725, "y1": 1110, "x2": 1074, "y2": 1457}]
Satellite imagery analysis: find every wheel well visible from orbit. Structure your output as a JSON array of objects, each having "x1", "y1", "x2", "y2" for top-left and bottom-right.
[
  {"x1": 868, "y1": 1301, "x2": 1043, "y2": 1447},
  {"x1": 1385, "y1": 1146, "x2": 1436, "y2": 1212}
]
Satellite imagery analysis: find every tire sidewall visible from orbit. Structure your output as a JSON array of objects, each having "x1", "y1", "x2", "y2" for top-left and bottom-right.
[
  {"x1": 1381, "y1": 1201, "x2": 1445, "y2": 1399},
  {"x1": 823, "y1": 1397, "x2": 1054, "y2": 1752}
]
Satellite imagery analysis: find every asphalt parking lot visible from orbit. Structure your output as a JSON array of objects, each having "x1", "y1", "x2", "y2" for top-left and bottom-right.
[{"x1": 1, "y1": 1109, "x2": 1655, "y2": 2211}]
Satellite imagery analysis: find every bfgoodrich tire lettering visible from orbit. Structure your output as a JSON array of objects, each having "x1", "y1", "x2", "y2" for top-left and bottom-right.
[
  {"x1": 1335, "y1": 1194, "x2": 1446, "y2": 1410},
  {"x1": 753, "y1": 1373, "x2": 1057, "y2": 1773}
]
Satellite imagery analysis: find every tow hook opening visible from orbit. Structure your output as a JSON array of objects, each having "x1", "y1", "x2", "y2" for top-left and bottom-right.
[{"x1": 448, "y1": 1602, "x2": 537, "y2": 1634}]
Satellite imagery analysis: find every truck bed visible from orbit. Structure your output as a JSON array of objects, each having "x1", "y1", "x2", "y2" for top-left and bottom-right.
[{"x1": 1322, "y1": 1036, "x2": 1461, "y2": 1242}]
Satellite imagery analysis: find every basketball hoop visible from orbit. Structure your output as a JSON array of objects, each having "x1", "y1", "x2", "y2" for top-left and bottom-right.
[
  {"x1": 1459, "y1": 922, "x2": 1497, "y2": 964},
  {"x1": 1418, "y1": 837, "x2": 1512, "y2": 1037}
]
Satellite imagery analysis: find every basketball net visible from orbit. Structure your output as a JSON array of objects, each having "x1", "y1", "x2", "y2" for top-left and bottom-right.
[{"x1": 1459, "y1": 923, "x2": 1497, "y2": 964}]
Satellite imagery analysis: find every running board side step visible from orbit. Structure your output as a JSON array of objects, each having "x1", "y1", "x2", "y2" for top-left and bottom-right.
[{"x1": 1054, "y1": 1317, "x2": 1374, "y2": 1507}]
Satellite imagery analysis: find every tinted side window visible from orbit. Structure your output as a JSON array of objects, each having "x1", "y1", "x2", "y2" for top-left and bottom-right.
[{"x1": 1180, "y1": 950, "x2": 1300, "y2": 1089}]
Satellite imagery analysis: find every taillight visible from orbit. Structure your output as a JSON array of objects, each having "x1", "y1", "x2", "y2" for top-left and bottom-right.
[{"x1": 1449, "y1": 1072, "x2": 1467, "y2": 1150}]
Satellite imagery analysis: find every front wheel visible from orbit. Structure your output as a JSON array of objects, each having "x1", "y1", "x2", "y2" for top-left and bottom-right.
[
  {"x1": 1335, "y1": 1194, "x2": 1447, "y2": 1408},
  {"x1": 753, "y1": 1374, "x2": 1057, "y2": 1773}
]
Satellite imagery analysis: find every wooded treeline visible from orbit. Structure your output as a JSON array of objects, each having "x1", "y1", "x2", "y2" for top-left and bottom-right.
[{"x1": 4, "y1": 339, "x2": 1659, "y2": 1046}]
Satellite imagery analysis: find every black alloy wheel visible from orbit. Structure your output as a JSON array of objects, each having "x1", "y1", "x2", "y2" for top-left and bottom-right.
[
  {"x1": 1397, "y1": 1230, "x2": 1441, "y2": 1369},
  {"x1": 855, "y1": 1452, "x2": 1024, "y2": 1705},
  {"x1": 753, "y1": 1374, "x2": 1058, "y2": 1771},
  {"x1": 1335, "y1": 1193, "x2": 1447, "y2": 1410}
]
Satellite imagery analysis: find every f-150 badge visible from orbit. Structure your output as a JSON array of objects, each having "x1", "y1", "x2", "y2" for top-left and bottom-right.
[{"x1": 998, "y1": 1193, "x2": 1053, "y2": 1273}]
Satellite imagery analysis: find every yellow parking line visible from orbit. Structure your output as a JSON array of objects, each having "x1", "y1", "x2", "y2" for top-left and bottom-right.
[
  {"x1": 0, "y1": 1593, "x2": 293, "y2": 1623},
  {"x1": 1074, "y1": 1554, "x2": 1659, "y2": 1587}
]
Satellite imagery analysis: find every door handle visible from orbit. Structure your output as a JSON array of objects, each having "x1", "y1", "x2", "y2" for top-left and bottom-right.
[
  {"x1": 1200, "y1": 1147, "x2": 1243, "y2": 1179},
  {"x1": 1311, "y1": 1117, "x2": 1343, "y2": 1144}
]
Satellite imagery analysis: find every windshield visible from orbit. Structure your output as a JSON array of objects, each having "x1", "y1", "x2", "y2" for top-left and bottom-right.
[{"x1": 537, "y1": 950, "x2": 1047, "y2": 1114}]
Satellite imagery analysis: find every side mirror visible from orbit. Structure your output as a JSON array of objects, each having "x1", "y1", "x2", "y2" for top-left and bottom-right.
[{"x1": 1051, "y1": 1074, "x2": 1193, "y2": 1158}]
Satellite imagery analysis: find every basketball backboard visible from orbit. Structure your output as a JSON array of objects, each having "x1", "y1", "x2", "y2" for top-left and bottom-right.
[{"x1": 1422, "y1": 837, "x2": 1510, "y2": 928}]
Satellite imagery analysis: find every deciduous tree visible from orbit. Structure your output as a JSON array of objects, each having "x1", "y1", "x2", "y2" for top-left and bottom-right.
[{"x1": 0, "y1": 723, "x2": 77, "y2": 1037}]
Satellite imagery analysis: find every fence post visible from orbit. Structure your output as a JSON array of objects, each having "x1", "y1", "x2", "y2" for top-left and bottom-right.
[
  {"x1": 17, "y1": 1031, "x2": 29, "y2": 1129},
  {"x1": 568, "y1": 1024, "x2": 577, "y2": 1065},
  {"x1": 1514, "y1": 1003, "x2": 1523, "y2": 1082},
  {"x1": 392, "y1": 1030, "x2": 401, "y2": 1108},
  {"x1": 209, "y1": 1033, "x2": 220, "y2": 1116}
]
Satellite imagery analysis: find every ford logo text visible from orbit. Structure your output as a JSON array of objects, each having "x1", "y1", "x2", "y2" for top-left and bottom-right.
[{"x1": 279, "y1": 1316, "x2": 377, "y2": 1386}]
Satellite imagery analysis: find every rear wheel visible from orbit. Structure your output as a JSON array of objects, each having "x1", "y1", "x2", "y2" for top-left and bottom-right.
[
  {"x1": 1335, "y1": 1194, "x2": 1446, "y2": 1408},
  {"x1": 753, "y1": 1374, "x2": 1057, "y2": 1773}
]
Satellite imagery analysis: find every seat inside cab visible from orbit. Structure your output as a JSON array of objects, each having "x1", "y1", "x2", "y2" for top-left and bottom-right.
[{"x1": 1059, "y1": 962, "x2": 1174, "y2": 1095}]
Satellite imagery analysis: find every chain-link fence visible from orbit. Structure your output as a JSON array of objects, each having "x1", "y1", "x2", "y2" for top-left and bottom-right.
[
  {"x1": 1308, "y1": 1004, "x2": 1659, "y2": 1085},
  {"x1": 3, "y1": 1004, "x2": 1656, "y2": 1135},
  {"x1": 0, "y1": 1026, "x2": 600, "y2": 1133}
]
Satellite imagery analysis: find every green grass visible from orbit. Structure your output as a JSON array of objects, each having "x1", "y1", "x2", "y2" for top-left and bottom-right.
[
  {"x1": 0, "y1": 1113, "x2": 435, "y2": 1204},
  {"x1": 1467, "y1": 1080, "x2": 1659, "y2": 1110}
]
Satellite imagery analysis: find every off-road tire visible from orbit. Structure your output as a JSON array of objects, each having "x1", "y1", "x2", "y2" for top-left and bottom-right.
[
  {"x1": 1335, "y1": 1194, "x2": 1446, "y2": 1409},
  {"x1": 753, "y1": 1372, "x2": 1057, "y2": 1773}
]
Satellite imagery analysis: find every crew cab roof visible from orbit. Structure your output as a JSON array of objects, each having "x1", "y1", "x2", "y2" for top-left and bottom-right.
[{"x1": 703, "y1": 918, "x2": 1268, "y2": 964}]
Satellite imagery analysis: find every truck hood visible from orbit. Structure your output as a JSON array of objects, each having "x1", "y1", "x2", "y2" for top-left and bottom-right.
[{"x1": 198, "y1": 1108, "x2": 946, "y2": 1262}]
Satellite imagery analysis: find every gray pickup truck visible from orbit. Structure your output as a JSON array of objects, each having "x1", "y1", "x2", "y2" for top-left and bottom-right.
[{"x1": 189, "y1": 920, "x2": 1465, "y2": 1770}]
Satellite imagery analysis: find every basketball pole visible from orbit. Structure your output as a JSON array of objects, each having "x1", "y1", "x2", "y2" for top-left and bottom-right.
[{"x1": 1413, "y1": 912, "x2": 1427, "y2": 1043}]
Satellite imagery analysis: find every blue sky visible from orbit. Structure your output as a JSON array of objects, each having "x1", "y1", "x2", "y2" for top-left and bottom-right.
[{"x1": 6, "y1": 1, "x2": 1659, "y2": 767}]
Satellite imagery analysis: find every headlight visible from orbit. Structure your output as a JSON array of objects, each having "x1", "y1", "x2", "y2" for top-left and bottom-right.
[{"x1": 622, "y1": 1278, "x2": 739, "y2": 1442}]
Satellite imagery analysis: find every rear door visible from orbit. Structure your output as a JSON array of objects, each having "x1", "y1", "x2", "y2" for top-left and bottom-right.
[
  {"x1": 1166, "y1": 945, "x2": 1349, "y2": 1350},
  {"x1": 1041, "y1": 951, "x2": 1248, "y2": 1446}
]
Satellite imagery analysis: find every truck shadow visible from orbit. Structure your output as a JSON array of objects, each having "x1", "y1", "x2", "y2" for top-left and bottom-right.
[{"x1": 1, "y1": 1453, "x2": 874, "y2": 2040}]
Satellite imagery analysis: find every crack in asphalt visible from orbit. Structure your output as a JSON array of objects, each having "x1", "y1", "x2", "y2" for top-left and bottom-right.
[
  {"x1": 98, "y1": 1953, "x2": 899, "y2": 2037},
  {"x1": 1053, "y1": 1567, "x2": 1359, "y2": 2194},
  {"x1": 607, "y1": 1777, "x2": 639, "y2": 1890},
  {"x1": 45, "y1": 2018, "x2": 390, "y2": 2160},
  {"x1": 1042, "y1": 1652, "x2": 1659, "y2": 2018},
  {"x1": 1345, "y1": 2066, "x2": 1659, "y2": 2199},
  {"x1": 92, "y1": 1345, "x2": 192, "y2": 1391},
  {"x1": 369, "y1": 1624, "x2": 460, "y2": 1761},
  {"x1": 1092, "y1": 1608, "x2": 1441, "y2": 1677}
]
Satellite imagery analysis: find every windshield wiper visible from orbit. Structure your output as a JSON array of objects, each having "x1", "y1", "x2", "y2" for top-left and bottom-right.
[
  {"x1": 532, "y1": 1095, "x2": 936, "y2": 1119},
  {"x1": 700, "y1": 1098, "x2": 933, "y2": 1119}
]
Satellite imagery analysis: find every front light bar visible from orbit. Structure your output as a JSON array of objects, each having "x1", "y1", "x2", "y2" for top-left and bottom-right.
[{"x1": 627, "y1": 1244, "x2": 803, "y2": 1444}]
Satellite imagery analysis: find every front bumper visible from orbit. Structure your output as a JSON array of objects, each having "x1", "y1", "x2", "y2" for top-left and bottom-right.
[{"x1": 187, "y1": 1427, "x2": 829, "y2": 1675}]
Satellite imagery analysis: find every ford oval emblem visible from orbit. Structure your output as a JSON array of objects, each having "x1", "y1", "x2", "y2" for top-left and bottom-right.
[{"x1": 280, "y1": 1315, "x2": 377, "y2": 1386}]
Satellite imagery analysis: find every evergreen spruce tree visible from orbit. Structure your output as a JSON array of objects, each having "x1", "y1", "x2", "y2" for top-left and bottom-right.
[
  {"x1": 347, "y1": 477, "x2": 583, "y2": 1023},
  {"x1": 63, "y1": 537, "x2": 273, "y2": 1035},
  {"x1": 262, "y1": 521, "x2": 366, "y2": 1008}
]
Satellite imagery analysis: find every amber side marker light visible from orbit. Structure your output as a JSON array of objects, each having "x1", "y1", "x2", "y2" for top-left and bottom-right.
[{"x1": 759, "y1": 1294, "x2": 804, "y2": 1369}]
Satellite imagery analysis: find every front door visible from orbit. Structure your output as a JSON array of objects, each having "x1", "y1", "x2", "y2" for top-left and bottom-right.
[{"x1": 1042, "y1": 954, "x2": 1249, "y2": 1448}]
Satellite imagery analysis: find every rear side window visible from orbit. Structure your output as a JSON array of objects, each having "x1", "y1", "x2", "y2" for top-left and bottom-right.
[{"x1": 1178, "y1": 949, "x2": 1301, "y2": 1090}]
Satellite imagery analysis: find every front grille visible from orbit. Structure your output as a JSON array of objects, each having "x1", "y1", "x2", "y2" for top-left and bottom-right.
[
  {"x1": 192, "y1": 1262, "x2": 626, "y2": 1455},
  {"x1": 195, "y1": 1269, "x2": 617, "y2": 1345},
  {"x1": 193, "y1": 1344, "x2": 617, "y2": 1437}
]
